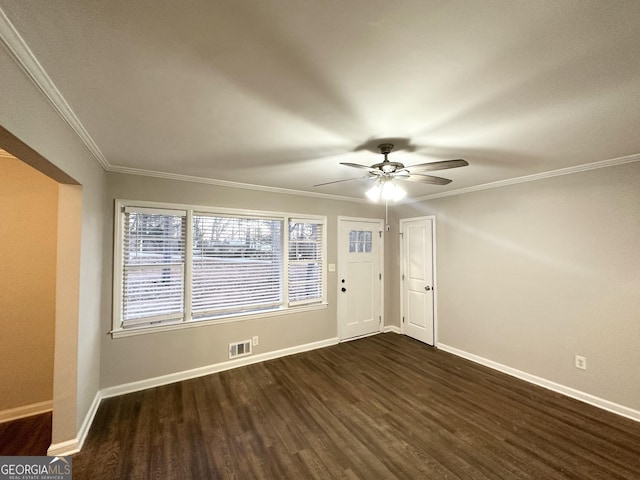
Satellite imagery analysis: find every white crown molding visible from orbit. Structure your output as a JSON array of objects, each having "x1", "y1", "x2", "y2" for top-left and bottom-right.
[
  {"x1": 108, "y1": 164, "x2": 373, "y2": 204},
  {"x1": 3, "y1": 6, "x2": 637, "y2": 204},
  {"x1": 411, "y1": 153, "x2": 640, "y2": 203},
  {"x1": 0, "y1": 7, "x2": 110, "y2": 169},
  {"x1": 438, "y1": 343, "x2": 640, "y2": 423}
]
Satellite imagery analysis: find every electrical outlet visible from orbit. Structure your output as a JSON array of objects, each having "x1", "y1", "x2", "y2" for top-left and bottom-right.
[
  {"x1": 575, "y1": 355, "x2": 587, "y2": 370},
  {"x1": 253, "y1": 336, "x2": 259, "y2": 346}
]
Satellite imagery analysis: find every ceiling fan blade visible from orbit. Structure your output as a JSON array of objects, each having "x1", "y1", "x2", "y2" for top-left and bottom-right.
[
  {"x1": 395, "y1": 173, "x2": 452, "y2": 185},
  {"x1": 407, "y1": 159, "x2": 469, "y2": 172},
  {"x1": 313, "y1": 176, "x2": 370, "y2": 187},
  {"x1": 340, "y1": 162, "x2": 376, "y2": 171}
]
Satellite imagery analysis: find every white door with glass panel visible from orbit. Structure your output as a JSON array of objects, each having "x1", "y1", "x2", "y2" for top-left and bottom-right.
[
  {"x1": 400, "y1": 216, "x2": 435, "y2": 345},
  {"x1": 337, "y1": 218, "x2": 383, "y2": 340}
]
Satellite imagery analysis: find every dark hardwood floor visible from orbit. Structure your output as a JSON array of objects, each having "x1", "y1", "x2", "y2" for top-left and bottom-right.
[
  {"x1": 73, "y1": 334, "x2": 640, "y2": 479},
  {"x1": 0, "y1": 411, "x2": 51, "y2": 456}
]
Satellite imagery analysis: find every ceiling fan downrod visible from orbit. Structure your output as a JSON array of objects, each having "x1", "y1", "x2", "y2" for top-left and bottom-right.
[{"x1": 378, "y1": 143, "x2": 394, "y2": 162}]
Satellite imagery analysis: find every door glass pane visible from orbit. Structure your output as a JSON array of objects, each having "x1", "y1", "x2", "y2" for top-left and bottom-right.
[{"x1": 348, "y1": 229, "x2": 374, "y2": 254}]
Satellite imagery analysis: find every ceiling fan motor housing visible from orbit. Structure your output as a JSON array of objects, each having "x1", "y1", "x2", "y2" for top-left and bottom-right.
[
  {"x1": 374, "y1": 143, "x2": 405, "y2": 172},
  {"x1": 377, "y1": 143, "x2": 395, "y2": 155}
]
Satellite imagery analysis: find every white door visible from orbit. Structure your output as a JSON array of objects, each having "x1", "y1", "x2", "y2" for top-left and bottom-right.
[
  {"x1": 337, "y1": 218, "x2": 383, "y2": 340},
  {"x1": 400, "y1": 217, "x2": 435, "y2": 345}
]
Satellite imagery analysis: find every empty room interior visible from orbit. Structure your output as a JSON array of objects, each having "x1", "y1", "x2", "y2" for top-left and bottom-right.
[{"x1": 0, "y1": 1, "x2": 639, "y2": 478}]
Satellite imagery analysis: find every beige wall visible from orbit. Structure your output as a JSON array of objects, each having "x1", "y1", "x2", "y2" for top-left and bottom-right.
[
  {"x1": 101, "y1": 173, "x2": 384, "y2": 388},
  {"x1": 392, "y1": 161, "x2": 640, "y2": 411},
  {"x1": 1, "y1": 45, "x2": 107, "y2": 444},
  {"x1": 0, "y1": 157, "x2": 57, "y2": 412}
]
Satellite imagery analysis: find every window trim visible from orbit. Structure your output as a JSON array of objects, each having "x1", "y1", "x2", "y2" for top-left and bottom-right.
[{"x1": 112, "y1": 199, "x2": 327, "y2": 338}]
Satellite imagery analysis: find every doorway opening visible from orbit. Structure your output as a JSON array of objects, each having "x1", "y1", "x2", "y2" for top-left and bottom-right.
[{"x1": 0, "y1": 127, "x2": 82, "y2": 455}]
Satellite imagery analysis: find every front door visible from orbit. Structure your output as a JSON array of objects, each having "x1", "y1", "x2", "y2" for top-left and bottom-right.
[
  {"x1": 400, "y1": 216, "x2": 435, "y2": 345},
  {"x1": 337, "y1": 218, "x2": 383, "y2": 340}
]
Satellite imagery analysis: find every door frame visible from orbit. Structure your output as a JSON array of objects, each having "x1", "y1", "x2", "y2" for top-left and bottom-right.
[
  {"x1": 337, "y1": 216, "x2": 385, "y2": 341},
  {"x1": 399, "y1": 215, "x2": 438, "y2": 346}
]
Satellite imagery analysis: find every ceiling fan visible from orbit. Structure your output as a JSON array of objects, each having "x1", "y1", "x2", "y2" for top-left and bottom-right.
[{"x1": 314, "y1": 143, "x2": 469, "y2": 201}]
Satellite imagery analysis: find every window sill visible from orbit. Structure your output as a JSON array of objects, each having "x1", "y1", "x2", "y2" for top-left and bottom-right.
[{"x1": 111, "y1": 302, "x2": 328, "y2": 339}]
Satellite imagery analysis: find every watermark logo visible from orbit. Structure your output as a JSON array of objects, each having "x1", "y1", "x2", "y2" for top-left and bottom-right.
[{"x1": 0, "y1": 456, "x2": 72, "y2": 480}]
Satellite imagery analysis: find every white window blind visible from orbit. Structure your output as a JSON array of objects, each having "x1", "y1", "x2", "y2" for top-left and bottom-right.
[
  {"x1": 191, "y1": 214, "x2": 283, "y2": 318},
  {"x1": 121, "y1": 209, "x2": 186, "y2": 327},
  {"x1": 288, "y1": 219, "x2": 324, "y2": 305},
  {"x1": 114, "y1": 201, "x2": 327, "y2": 335}
]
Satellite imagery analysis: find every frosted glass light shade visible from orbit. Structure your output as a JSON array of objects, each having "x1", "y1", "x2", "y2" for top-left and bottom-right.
[
  {"x1": 365, "y1": 183, "x2": 382, "y2": 201},
  {"x1": 366, "y1": 179, "x2": 406, "y2": 202}
]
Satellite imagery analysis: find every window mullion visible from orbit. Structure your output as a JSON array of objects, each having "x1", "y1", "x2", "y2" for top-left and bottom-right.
[
  {"x1": 113, "y1": 202, "x2": 125, "y2": 330},
  {"x1": 185, "y1": 209, "x2": 194, "y2": 323},
  {"x1": 113, "y1": 201, "x2": 326, "y2": 336},
  {"x1": 283, "y1": 216, "x2": 290, "y2": 305}
]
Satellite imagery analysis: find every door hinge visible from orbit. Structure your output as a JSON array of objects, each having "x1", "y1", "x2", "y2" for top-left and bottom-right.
[
  {"x1": 379, "y1": 230, "x2": 382, "y2": 238},
  {"x1": 379, "y1": 315, "x2": 382, "y2": 324},
  {"x1": 402, "y1": 316, "x2": 405, "y2": 323},
  {"x1": 399, "y1": 232, "x2": 404, "y2": 238},
  {"x1": 379, "y1": 273, "x2": 382, "y2": 280},
  {"x1": 402, "y1": 274, "x2": 405, "y2": 281}
]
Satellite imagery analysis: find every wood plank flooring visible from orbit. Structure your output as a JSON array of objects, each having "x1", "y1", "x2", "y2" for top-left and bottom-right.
[
  {"x1": 0, "y1": 412, "x2": 51, "y2": 456},
  {"x1": 73, "y1": 334, "x2": 640, "y2": 479}
]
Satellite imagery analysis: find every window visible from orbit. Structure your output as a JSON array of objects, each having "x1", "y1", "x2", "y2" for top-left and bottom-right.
[
  {"x1": 192, "y1": 214, "x2": 283, "y2": 319},
  {"x1": 113, "y1": 201, "x2": 326, "y2": 335},
  {"x1": 288, "y1": 220, "x2": 324, "y2": 305},
  {"x1": 120, "y1": 207, "x2": 186, "y2": 328}
]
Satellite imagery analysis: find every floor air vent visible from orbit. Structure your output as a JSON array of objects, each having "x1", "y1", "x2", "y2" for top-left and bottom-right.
[{"x1": 229, "y1": 340, "x2": 252, "y2": 359}]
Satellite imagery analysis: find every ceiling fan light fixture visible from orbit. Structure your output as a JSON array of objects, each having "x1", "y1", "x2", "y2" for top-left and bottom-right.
[
  {"x1": 366, "y1": 179, "x2": 406, "y2": 202},
  {"x1": 384, "y1": 180, "x2": 407, "y2": 202},
  {"x1": 365, "y1": 182, "x2": 382, "y2": 202}
]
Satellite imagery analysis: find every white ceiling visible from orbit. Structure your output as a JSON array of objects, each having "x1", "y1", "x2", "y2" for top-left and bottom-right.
[{"x1": 1, "y1": 1, "x2": 639, "y2": 200}]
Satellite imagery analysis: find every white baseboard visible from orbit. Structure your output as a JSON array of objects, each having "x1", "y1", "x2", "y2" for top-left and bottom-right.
[
  {"x1": 48, "y1": 337, "x2": 339, "y2": 455},
  {"x1": 47, "y1": 438, "x2": 80, "y2": 457},
  {"x1": 383, "y1": 325, "x2": 401, "y2": 334},
  {"x1": 438, "y1": 343, "x2": 640, "y2": 423},
  {"x1": 0, "y1": 400, "x2": 52, "y2": 424},
  {"x1": 102, "y1": 336, "x2": 340, "y2": 399},
  {"x1": 47, "y1": 391, "x2": 102, "y2": 457}
]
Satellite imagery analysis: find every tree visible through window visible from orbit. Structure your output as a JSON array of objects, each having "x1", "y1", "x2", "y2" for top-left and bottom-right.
[
  {"x1": 288, "y1": 221, "x2": 323, "y2": 304},
  {"x1": 192, "y1": 215, "x2": 283, "y2": 318},
  {"x1": 121, "y1": 209, "x2": 186, "y2": 327},
  {"x1": 114, "y1": 202, "x2": 326, "y2": 333}
]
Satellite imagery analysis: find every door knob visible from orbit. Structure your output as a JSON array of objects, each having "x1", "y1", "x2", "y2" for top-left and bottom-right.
[
  {"x1": 425, "y1": 286, "x2": 431, "y2": 291},
  {"x1": 341, "y1": 287, "x2": 347, "y2": 292}
]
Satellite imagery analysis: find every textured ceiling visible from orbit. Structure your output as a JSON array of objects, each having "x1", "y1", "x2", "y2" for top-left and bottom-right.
[{"x1": 1, "y1": 0, "x2": 639, "y2": 200}]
